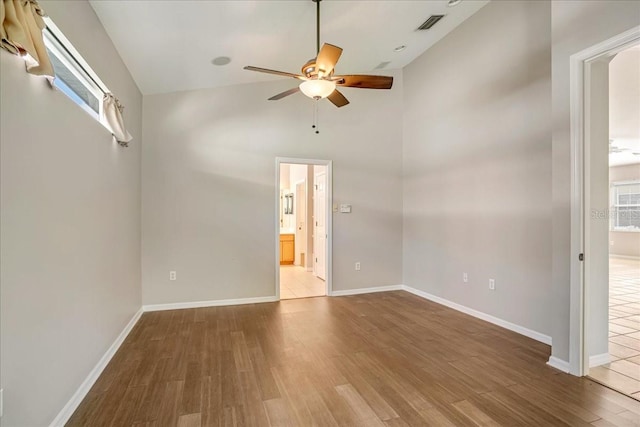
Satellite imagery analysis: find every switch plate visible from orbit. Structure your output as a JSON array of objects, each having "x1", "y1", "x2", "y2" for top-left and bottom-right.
[
  {"x1": 463, "y1": 273, "x2": 468, "y2": 283},
  {"x1": 169, "y1": 271, "x2": 177, "y2": 281},
  {"x1": 489, "y1": 279, "x2": 495, "y2": 290},
  {"x1": 340, "y1": 204, "x2": 352, "y2": 213},
  {"x1": 332, "y1": 203, "x2": 338, "y2": 213},
  {"x1": 355, "y1": 262, "x2": 361, "y2": 271}
]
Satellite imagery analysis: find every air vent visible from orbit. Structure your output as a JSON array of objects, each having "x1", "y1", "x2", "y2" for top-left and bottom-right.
[
  {"x1": 417, "y1": 15, "x2": 445, "y2": 30},
  {"x1": 374, "y1": 61, "x2": 391, "y2": 70}
]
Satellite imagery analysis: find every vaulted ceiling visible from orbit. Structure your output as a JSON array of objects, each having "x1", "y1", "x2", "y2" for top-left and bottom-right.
[{"x1": 89, "y1": 0, "x2": 488, "y2": 95}]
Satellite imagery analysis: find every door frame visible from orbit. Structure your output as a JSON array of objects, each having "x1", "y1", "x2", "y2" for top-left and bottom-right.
[
  {"x1": 275, "y1": 157, "x2": 332, "y2": 299},
  {"x1": 313, "y1": 168, "x2": 328, "y2": 281},
  {"x1": 568, "y1": 26, "x2": 640, "y2": 376}
]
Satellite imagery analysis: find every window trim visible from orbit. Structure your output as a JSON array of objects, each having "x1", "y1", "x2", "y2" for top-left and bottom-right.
[
  {"x1": 42, "y1": 17, "x2": 110, "y2": 128},
  {"x1": 610, "y1": 179, "x2": 640, "y2": 233}
]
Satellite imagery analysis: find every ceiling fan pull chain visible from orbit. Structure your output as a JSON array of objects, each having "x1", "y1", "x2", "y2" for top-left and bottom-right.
[{"x1": 312, "y1": 101, "x2": 319, "y2": 134}]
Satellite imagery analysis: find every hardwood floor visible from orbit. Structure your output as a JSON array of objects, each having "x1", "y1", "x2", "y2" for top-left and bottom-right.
[{"x1": 68, "y1": 291, "x2": 640, "y2": 426}]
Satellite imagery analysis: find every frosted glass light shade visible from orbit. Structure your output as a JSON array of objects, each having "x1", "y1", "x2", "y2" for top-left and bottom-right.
[{"x1": 299, "y1": 79, "x2": 336, "y2": 99}]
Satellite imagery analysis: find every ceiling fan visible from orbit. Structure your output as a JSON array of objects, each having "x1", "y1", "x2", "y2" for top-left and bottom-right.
[{"x1": 243, "y1": 0, "x2": 393, "y2": 108}]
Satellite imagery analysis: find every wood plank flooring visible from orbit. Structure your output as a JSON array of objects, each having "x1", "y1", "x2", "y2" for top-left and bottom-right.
[{"x1": 68, "y1": 291, "x2": 640, "y2": 426}]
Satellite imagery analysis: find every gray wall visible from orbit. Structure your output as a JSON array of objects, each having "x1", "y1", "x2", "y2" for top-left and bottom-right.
[
  {"x1": 610, "y1": 164, "x2": 640, "y2": 258},
  {"x1": 402, "y1": 1, "x2": 552, "y2": 338},
  {"x1": 0, "y1": 1, "x2": 142, "y2": 425},
  {"x1": 141, "y1": 73, "x2": 404, "y2": 305},
  {"x1": 551, "y1": 0, "x2": 640, "y2": 364}
]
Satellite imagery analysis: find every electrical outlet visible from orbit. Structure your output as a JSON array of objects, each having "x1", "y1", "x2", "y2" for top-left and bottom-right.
[
  {"x1": 463, "y1": 273, "x2": 468, "y2": 283},
  {"x1": 355, "y1": 262, "x2": 361, "y2": 271},
  {"x1": 169, "y1": 271, "x2": 177, "y2": 281},
  {"x1": 489, "y1": 279, "x2": 495, "y2": 290}
]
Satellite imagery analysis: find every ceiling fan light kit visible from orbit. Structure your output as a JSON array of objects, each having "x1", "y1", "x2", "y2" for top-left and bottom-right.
[
  {"x1": 243, "y1": 0, "x2": 393, "y2": 109},
  {"x1": 299, "y1": 79, "x2": 336, "y2": 99}
]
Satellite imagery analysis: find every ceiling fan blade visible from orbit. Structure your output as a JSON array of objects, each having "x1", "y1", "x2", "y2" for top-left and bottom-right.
[
  {"x1": 327, "y1": 89, "x2": 349, "y2": 108},
  {"x1": 335, "y1": 75, "x2": 393, "y2": 89},
  {"x1": 268, "y1": 87, "x2": 300, "y2": 100},
  {"x1": 316, "y1": 43, "x2": 343, "y2": 78},
  {"x1": 244, "y1": 66, "x2": 305, "y2": 80}
]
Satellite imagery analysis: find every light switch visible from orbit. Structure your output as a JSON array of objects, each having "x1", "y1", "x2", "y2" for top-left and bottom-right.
[
  {"x1": 332, "y1": 203, "x2": 338, "y2": 213},
  {"x1": 340, "y1": 204, "x2": 352, "y2": 213}
]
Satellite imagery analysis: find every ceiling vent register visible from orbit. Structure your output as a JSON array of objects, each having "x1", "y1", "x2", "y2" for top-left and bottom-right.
[{"x1": 417, "y1": 15, "x2": 445, "y2": 31}]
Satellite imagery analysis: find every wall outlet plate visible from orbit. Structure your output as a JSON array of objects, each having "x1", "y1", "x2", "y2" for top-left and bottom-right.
[
  {"x1": 489, "y1": 279, "x2": 495, "y2": 290},
  {"x1": 340, "y1": 204, "x2": 352, "y2": 213},
  {"x1": 355, "y1": 262, "x2": 361, "y2": 271},
  {"x1": 169, "y1": 271, "x2": 177, "y2": 281},
  {"x1": 463, "y1": 273, "x2": 468, "y2": 283}
]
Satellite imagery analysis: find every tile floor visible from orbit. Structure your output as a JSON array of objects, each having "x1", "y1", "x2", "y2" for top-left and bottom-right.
[
  {"x1": 590, "y1": 256, "x2": 640, "y2": 400},
  {"x1": 280, "y1": 265, "x2": 325, "y2": 299}
]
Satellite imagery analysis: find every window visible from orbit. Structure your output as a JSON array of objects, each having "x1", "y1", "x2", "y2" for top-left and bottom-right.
[
  {"x1": 611, "y1": 181, "x2": 640, "y2": 231},
  {"x1": 41, "y1": 17, "x2": 108, "y2": 124}
]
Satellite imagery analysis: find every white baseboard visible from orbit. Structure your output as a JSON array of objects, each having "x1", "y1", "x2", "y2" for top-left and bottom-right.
[
  {"x1": 401, "y1": 285, "x2": 552, "y2": 346},
  {"x1": 589, "y1": 352, "x2": 611, "y2": 367},
  {"x1": 547, "y1": 356, "x2": 571, "y2": 373},
  {"x1": 331, "y1": 285, "x2": 403, "y2": 297},
  {"x1": 142, "y1": 295, "x2": 279, "y2": 312},
  {"x1": 610, "y1": 254, "x2": 640, "y2": 261},
  {"x1": 49, "y1": 308, "x2": 144, "y2": 427}
]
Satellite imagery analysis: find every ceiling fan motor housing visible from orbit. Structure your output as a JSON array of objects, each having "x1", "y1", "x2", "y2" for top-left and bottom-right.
[{"x1": 302, "y1": 59, "x2": 317, "y2": 77}]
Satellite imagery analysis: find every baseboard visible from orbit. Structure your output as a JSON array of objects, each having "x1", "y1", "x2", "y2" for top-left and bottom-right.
[
  {"x1": 331, "y1": 285, "x2": 403, "y2": 297},
  {"x1": 49, "y1": 308, "x2": 144, "y2": 427},
  {"x1": 547, "y1": 356, "x2": 571, "y2": 373},
  {"x1": 589, "y1": 352, "x2": 611, "y2": 368},
  {"x1": 610, "y1": 254, "x2": 640, "y2": 261},
  {"x1": 401, "y1": 285, "x2": 552, "y2": 346},
  {"x1": 142, "y1": 295, "x2": 279, "y2": 312}
]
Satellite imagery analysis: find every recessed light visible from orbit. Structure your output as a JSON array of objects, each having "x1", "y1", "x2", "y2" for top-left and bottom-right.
[
  {"x1": 448, "y1": 0, "x2": 462, "y2": 7},
  {"x1": 394, "y1": 45, "x2": 407, "y2": 52},
  {"x1": 211, "y1": 56, "x2": 231, "y2": 66}
]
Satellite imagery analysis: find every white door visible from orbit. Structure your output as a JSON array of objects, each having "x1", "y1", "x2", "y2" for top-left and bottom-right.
[
  {"x1": 295, "y1": 181, "x2": 306, "y2": 266},
  {"x1": 314, "y1": 171, "x2": 326, "y2": 280}
]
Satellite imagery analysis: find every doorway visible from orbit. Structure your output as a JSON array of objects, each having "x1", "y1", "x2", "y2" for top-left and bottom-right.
[
  {"x1": 276, "y1": 158, "x2": 332, "y2": 299},
  {"x1": 586, "y1": 43, "x2": 640, "y2": 398}
]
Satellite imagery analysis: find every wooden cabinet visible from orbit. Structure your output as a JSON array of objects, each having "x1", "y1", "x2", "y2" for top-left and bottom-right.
[{"x1": 280, "y1": 234, "x2": 294, "y2": 265}]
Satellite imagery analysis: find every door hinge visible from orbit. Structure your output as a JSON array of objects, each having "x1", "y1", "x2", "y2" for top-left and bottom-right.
[{"x1": 579, "y1": 253, "x2": 584, "y2": 261}]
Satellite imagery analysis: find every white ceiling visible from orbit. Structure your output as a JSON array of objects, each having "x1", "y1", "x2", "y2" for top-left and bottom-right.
[{"x1": 89, "y1": 0, "x2": 488, "y2": 95}]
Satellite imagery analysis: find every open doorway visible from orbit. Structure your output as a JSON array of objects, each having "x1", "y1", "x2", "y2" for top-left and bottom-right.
[
  {"x1": 586, "y1": 44, "x2": 640, "y2": 399},
  {"x1": 276, "y1": 158, "x2": 331, "y2": 299}
]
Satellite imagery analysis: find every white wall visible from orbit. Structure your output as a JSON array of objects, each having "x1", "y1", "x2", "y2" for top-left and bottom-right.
[
  {"x1": 610, "y1": 164, "x2": 640, "y2": 258},
  {"x1": 551, "y1": 0, "x2": 640, "y2": 364},
  {"x1": 0, "y1": 1, "x2": 142, "y2": 426},
  {"x1": 141, "y1": 73, "x2": 404, "y2": 305},
  {"x1": 403, "y1": 1, "x2": 552, "y2": 338},
  {"x1": 610, "y1": 48, "x2": 640, "y2": 142}
]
